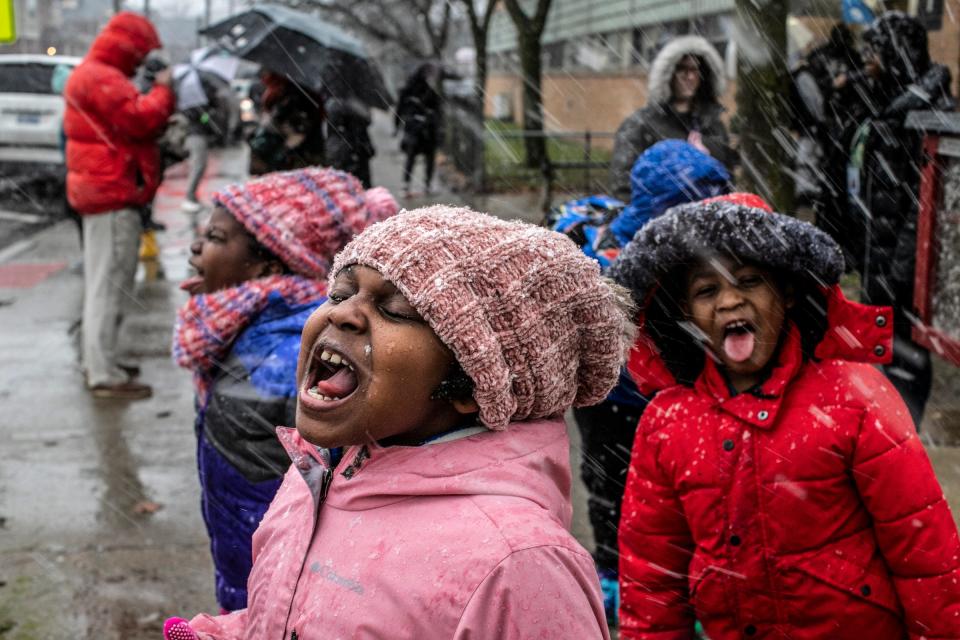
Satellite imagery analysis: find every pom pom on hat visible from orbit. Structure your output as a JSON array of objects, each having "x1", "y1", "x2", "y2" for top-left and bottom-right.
[
  {"x1": 214, "y1": 167, "x2": 399, "y2": 279},
  {"x1": 332, "y1": 206, "x2": 636, "y2": 430},
  {"x1": 701, "y1": 191, "x2": 773, "y2": 211}
]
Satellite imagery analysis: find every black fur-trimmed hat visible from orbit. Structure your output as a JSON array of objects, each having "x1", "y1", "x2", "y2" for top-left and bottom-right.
[
  {"x1": 609, "y1": 195, "x2": 846, "y2": 386},
  {"x1": 609, "y1": 196, "x2": 845, "y2": 305}
]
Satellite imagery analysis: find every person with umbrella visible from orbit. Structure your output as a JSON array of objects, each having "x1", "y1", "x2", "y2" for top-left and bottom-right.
[
  {"x1": 174, "y1": 48, "x2": 241, "y2": 212},
  {"x1": 201, "y1": 5, "x2": 392, "y2": 177},
  {"x1": 247, "y1": 71, "x2": 326, "y2": 175}
]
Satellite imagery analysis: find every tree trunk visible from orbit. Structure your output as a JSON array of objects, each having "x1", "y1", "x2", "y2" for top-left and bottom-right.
[
  {"x1": 503, "y1": 0, "x2": 551, "y2": 169},
  {"x1": 734, "y1": 0, "x2": 794, "y2": 212},
  {"x1": 517, "y1": 28, "x2": 546, "y2": 168},
  {"x1": 463, "y1": 0, "x2": 495, "y2": 123},
  {"x1": 474, "y1": 38, "x2": 488, "y2": 113}
]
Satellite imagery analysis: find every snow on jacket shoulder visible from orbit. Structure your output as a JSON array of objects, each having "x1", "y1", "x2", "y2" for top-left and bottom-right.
[
  {"x1": 64, "y1": 12, "x2": 174, "y2": 214},
  {"x1": 187, "y1": 418, "x2": 610, "y2": 639},
  {"x1": 619, "y1": 289, "x2": 960, "y2": 639}
]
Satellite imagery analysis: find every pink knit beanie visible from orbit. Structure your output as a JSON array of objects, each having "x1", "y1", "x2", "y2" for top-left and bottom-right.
[
  {"x1": 331, "y1": 206, "x2": 635, "y2": 430},
  {"x1": 214, "y1": 167, "x2": 399, "y2": 279}
]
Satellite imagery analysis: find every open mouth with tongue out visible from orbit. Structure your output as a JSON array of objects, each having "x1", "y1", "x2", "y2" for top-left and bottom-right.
[
  {"x1": 722, "y1": 319, "x2": 756, "y2": 363},
  {"x1": 301, "y1": 345, "x2": 362, "y2": 409},
  {"x1": 180, "y1": 274, "x2": 205, "y2": 295}
]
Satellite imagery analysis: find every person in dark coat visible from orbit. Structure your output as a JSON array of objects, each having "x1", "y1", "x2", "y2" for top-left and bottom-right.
[
  {"x1": 248, "y1": 72, "x2": 326, "y2": 176},
  {"x1": 326, "y1": 96, "x2": 375, "y2": 188},
  {"x1": 846, "y1": 11, "x2": 955, "y2": 425},
  {"x1": 609, "y1": 35, "x2": 735, "y2": 201},
  {"x1": 789, "y1": 24, "x2": 863, "y2": 225},
  {"x1": 395, "y1": 63, "x2": 443, "y2": 197}
]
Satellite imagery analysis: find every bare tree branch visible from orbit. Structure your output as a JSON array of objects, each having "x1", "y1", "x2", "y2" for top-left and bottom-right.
[
  {"x1": 502, "y1": 0, "x2": 552, "y2": 36},
  {"x1": 416, "y1": 0, "x2": 453, "y2": 58},
  {"x1": 460, "y1": 0, "x2": 496, "y2": 104}
]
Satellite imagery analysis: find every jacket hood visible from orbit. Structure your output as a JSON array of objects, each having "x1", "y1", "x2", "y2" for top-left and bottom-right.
[
  {"x1": 647, "y1": 35, "x2": 727, "y2": 106},
  {"x1": 610, "y1": 195, "x2": 891, "y2": 394},
  {"x1": 610, "y1": 197, "x2": 844, "y2": 305},
  {"x1": 277, "y1": 418, "x2": 572, "y2": 522},
  {"x1": 88, "y1": 12, "x2": 161, "y2": 76},
  {"x1": 610, "y1": 140, "x2": 731, "y2": 246},
  {"x1": 864, "y1": 11, "x2": 930, "y2": 84}
]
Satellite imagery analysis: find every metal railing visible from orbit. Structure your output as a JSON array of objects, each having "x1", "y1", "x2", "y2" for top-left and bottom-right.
[
  {"x1": 486, "y1": 128, "x2": 615, "y2": 211},
  {"x1": 444, "y1": 104, "x2": 615, "y2": 209}
]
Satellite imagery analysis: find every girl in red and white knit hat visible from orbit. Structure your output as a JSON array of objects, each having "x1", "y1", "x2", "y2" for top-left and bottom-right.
[
  {"x1": 173, "y1": 166, "x2": 397, "y2": 614},
  {"x1": 165, "y1": 205, "x2": 635, "y2": 640}
]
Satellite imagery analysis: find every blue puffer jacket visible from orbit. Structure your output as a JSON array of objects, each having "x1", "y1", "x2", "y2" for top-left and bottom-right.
[
  {"x1": 553, "y1": 142, "x2": 730, "y2": 271},
  {"x1": 200, "y1": 293, "x2": 321, "y2": 483}
]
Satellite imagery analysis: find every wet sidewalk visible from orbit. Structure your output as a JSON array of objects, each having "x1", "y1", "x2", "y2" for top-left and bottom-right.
[{"x1": 0, "y1": 151, "x2": 248, "y2": 638}]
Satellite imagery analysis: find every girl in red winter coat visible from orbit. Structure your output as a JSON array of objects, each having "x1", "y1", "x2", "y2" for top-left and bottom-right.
[{"x1": 610, "y1": 193, "x2": 960, "y2": 639}]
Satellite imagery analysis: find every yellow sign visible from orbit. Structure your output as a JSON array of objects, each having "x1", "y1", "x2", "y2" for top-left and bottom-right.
[{"x1": 0, "y1": 0, "x2": 15, "y2": 44}]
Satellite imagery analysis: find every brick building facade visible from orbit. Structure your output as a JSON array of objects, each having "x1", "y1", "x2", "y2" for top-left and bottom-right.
[{"x1": 484, "y1": 0, "x2": 959, "y2": 146}]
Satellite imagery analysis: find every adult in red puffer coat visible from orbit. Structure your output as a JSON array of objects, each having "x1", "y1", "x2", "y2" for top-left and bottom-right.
[
  {"x1": 65, "y1": 12, "x2": 174, "y2": 399},
  {"x1": 610, "y1": 194, "x2": 960, "y2": 639}
]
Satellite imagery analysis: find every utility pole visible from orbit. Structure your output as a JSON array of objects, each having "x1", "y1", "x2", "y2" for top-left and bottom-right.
[
  {"x1": 143, "y1": 0, "x2": 150, "y2": 18},
  {"x1": 204, "y1": 0, "x2": 211, "y2": 28},
  {"x1": 113, "y1": 0, "x2": 122, "y2": 14},
  {"x1": 36, "y1": 0, "x2": 52, "y2": 48}
]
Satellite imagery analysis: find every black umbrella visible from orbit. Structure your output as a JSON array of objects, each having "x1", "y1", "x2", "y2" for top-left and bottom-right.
[{"x1": 201, "y1": 4, "x2": 392, "y2": 110}]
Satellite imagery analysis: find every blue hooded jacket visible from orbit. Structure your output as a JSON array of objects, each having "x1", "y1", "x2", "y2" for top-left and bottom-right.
[
  {"x1": 610, "y1": 140, "x2": 730, "y2": 246},
  {"x1": 554, "y1": 142, "x2": 730, "y2": 405}
]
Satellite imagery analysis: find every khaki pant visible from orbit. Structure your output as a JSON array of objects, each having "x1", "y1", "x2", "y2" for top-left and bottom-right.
[
  {"x1": 82, "y1": 208, "x2": 142, "y2": 387},
  {"x1": 185, "y1": 133, "x2": 209, "y2": 202}
]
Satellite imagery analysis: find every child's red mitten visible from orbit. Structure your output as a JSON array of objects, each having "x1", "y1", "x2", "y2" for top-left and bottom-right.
[{"x1": 163, "y1": 617, "x2": 199, "y2": 640}]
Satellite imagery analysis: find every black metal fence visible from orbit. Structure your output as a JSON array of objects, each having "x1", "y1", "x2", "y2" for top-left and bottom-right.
[
  {"x1": 444, "y1": 96, "x2": 487, "y2": 191},
  {"x1": 444, "y1": 97, "x2": 615, "y2": 209}
]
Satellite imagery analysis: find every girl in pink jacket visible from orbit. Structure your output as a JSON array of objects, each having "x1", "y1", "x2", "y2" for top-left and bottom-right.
[{"x1": 164, "y1": 206, "x2": 636, "y2": 640}]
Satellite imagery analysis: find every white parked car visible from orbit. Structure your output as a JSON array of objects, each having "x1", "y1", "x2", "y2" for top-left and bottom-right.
[{"x1": 0, "y1": 54, "x2": 81, "y2": 168}]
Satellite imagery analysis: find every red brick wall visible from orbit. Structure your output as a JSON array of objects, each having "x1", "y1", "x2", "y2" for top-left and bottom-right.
[
  {"x1": 927, "y1": 0, "x2": 960, "y2": 97},
  {"x1": 486, "y1": 71, "x2": 737, "y2": 150}
]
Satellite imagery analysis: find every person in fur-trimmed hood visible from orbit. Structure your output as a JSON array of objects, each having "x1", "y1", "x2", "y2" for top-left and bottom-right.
[
  {"x1": 608, "y1": 36, "x2": 735, "y2": 201},
  {"x1": 611, "y1": 194, "x2": 960, "y2": 639}
]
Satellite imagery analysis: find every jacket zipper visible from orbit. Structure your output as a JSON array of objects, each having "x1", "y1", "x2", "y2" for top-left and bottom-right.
[
  {"x1": 341, "y1": 445, "x2": 369, "y2": 479},
  {"x1": 281, "y1": 464, "x2": 332, "y2": 639},
  {"x1": 281, "y1": 446, "x2": 366, "y2": 637}
]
